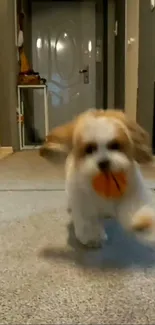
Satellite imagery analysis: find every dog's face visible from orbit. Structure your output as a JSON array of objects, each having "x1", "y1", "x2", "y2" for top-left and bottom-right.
[{"x1": 45, "y1": 109, "x2": 152, "y2": 177}]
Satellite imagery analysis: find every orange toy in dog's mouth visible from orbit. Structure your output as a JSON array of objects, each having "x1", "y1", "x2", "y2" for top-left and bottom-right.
[{"x1": 92, "y1": 172, "x2": 127, "y2": 198}]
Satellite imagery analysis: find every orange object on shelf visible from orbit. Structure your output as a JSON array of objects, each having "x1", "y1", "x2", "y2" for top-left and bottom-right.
[
  {"x1": 16, "y1": 112, "x2": 24, "y2": 124},
  {"x1": 92, "y1": 171, "x2": 127, "y2": 199},
  {"x1": 20, "y1": 49, "x2": 31, "y2": 74}
]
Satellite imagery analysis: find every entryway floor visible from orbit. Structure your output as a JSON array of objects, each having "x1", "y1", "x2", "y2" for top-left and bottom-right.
[{"x1": 1, "y1": 151, "x2": 155, "y2": 324}]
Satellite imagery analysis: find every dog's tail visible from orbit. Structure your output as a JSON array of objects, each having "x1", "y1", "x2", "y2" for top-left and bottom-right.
[{"x1": 39, "y1": 140, "x2": 68, "y2": 157}]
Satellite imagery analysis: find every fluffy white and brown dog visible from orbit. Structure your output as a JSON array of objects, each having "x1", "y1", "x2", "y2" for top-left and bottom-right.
[{"x1": 42, "y1": 109, "x2": 155, "y2": 248}]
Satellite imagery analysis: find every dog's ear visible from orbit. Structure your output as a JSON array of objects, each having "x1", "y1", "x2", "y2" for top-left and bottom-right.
[
  {"x1": 46, "y1": 120, "x2": 75, "y2": 149},
  {"x1": 104, "y1": 109, "x2": 153, "y2": 164},
  {"x1": 126, "y1": 120, "x2": 153, "y2": 164},
  {"x1": 40, "y1": 110, "x2": 95, "y2": 155},
  {"x1": 40, "y1": 120, "x2": 75, "y2": 156}
]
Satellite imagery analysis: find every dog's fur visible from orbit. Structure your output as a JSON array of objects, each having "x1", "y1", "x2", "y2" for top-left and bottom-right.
[{"x1": 42, "y1": 109, "x2": 155, "y2": 247}]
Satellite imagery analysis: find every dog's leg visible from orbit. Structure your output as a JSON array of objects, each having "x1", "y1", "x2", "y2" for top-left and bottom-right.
[
  {"x1": 69, "y1": 192, "x2": 107, "y2": 248},
  {"x1": 117, "y1": 166, "x2": 155, "y2": 244},
  {"x1": 66, "y1": 153, "x2": 107, "y2": 248},
  {"x1": 73, "y1": 212, "x2": 107, "y2": 248}
]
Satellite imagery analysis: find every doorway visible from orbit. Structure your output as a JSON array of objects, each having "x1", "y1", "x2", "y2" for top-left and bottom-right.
[
  {"x1": 31, "y1": 0, "x2": 106, "y2": 138},
  {"x1": 16, "y1": 0, "x2": 120, "y2": 147},
  {"x1": 114, "y1": 0, "x2": 125, "y2": 110}
]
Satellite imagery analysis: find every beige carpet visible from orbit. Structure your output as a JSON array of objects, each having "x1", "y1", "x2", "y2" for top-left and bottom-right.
[{"x1": 1, "y1": 151, "x2": 155, "y2": 324}]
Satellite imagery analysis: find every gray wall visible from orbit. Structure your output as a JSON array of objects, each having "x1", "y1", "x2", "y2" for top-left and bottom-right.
[
  {"x1": 0, "y1": 0, "x2": 18, "y2": 149},
  {"x1": 137, "y1": 0, "x2": 155, "y2": 139}
]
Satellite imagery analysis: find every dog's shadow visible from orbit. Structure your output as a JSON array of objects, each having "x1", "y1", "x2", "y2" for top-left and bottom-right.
[{"x1": 41, "y1": 218, "x2": 155, "y2": 270}]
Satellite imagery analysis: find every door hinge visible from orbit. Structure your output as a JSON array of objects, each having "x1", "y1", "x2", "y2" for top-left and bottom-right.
[{"x1": 114, "y1": 21, "x2": 118, "y2": 36}]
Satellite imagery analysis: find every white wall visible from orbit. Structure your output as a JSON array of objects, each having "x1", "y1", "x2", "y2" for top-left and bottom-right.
[{"x1": 125, "y1": 0, "x2": 139, "y2": 121}]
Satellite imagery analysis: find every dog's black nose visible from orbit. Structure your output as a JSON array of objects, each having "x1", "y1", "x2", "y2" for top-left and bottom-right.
[{"x1": 98, "y1": 159, "x2": 110, "y2": 172}]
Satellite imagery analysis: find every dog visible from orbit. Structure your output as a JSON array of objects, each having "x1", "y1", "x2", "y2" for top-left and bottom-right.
[{"x1": 42, "y1": 109, "x2": 155, "y2": 248}]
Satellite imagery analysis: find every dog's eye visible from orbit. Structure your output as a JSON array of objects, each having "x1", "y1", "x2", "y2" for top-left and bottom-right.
[
  {"x1": 108, "y1": 141, "x2": 121, "y2": 151},
  {"x1": 85, "y1": 143, "x2": 97, "y2": 155}
]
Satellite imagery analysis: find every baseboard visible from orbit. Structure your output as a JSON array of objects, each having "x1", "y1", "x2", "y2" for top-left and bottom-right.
[{"x1": 0, "y1": 146, "x2": 13, "y2": 159}]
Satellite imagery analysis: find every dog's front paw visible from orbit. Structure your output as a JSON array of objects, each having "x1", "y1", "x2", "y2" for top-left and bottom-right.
[
  {"x1": 84, "y1": 239, "x2": 103, "y2": 249},
  {"x1": 132, "y1": 214, "x2": 153, "y2": 232},
  {"x1": 131, "y1": 206, "x2": 155, "y2": 244},
  {"x1": 76, "y1": 230, "x2": 107, "y2": 248}
]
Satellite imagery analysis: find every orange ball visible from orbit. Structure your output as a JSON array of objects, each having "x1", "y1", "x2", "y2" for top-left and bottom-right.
[{"x1": 92, "y1": 171, "x2": 127, "y2": 199}]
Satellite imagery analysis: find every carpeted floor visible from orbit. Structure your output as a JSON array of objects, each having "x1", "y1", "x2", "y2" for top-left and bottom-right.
[{"x1": 1, "y1": 151, "x2": 155, "y2": 324}]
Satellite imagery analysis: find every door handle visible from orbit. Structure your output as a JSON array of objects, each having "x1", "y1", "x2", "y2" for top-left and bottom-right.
[
  {"x1": 79, "y1": 69, "x2": 87, "y2": 73},
  {"x1": 79, "y1": 66, "x2": 89, "y2": 84},
  {"x1": 127, "y1": 37, "x2": 135, "y2": 46}
]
